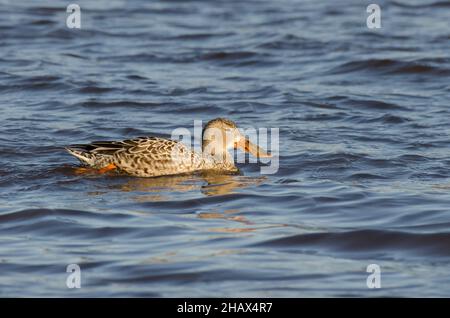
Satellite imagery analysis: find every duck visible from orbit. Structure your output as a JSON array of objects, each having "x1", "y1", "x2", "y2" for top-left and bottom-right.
[{"x1": 65, "y1": 118, "x2": 271, "y2": 177}]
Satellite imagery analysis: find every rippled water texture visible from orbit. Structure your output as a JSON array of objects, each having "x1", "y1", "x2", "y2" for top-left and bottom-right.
[{"x1": 1, "y1": 0, "x2": 450, "y2": 297}]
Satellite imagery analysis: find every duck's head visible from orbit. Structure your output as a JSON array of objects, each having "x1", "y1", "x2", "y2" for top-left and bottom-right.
[{"x1": 201, "y1": 118, "x2": 271, "y2": 162}]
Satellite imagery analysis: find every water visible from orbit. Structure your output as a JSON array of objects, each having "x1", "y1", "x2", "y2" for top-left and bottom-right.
[{"x1": 1, "y1": 0, "x2": 450, "y2": 297}]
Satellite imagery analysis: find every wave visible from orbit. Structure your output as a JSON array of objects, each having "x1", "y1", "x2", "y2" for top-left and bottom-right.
[
  {"x1": 77, "y1": 100, "x2": 169, "y2": 108},
  {"x1": 0, "y1": 208, "x2": 185, "y2": 239},
  {"x1": 0, "y1": 208, "x2": 130, "y2": 223},
  {"x1": 197, "y1": 51, "x2": 277, "y2": 67},
  {"x1": 254, "y1": 229, "x2": 450, "y2": 258},
  {"x1": 0, "y1": 75, "x2": 70, "y2": 92},
  {"x1": 391, "y1": 1, "x2": 450, "y2": 8},
  {"x1": 364, "y1": 114, "x2": 411, "y2": 124},
  {"x1": 258, "y1": 34, "x2": 324, "y2": 51},
  {"x1": 104, "y1": 50, "x2": 275, "y2": 67},
  {"x1": 330, "y1": 59, "x2": 450, "y2": 76},
  {"x1": 170, "y1": 32, "x2": 235, "y2": 40}
]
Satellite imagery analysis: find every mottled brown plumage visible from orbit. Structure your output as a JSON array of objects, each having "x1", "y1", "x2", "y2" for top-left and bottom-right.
[{"x1": 66, "y1": 118, "x2": 270, "y2": 177}]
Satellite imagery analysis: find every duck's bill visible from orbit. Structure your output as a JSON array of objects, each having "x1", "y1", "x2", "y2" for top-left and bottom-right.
[{"x1": 235, "y1": 137, "x2": 271, "y2": 158}]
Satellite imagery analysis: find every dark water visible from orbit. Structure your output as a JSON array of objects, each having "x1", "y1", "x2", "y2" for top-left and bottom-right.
[{"x1": 1, "y1": 0, "x2": 450, "y2": 297}]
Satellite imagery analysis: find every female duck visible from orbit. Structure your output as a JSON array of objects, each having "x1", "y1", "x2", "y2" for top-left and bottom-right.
[{"x1": 66, "y1": 118, "x2": 270, "y2": 177}]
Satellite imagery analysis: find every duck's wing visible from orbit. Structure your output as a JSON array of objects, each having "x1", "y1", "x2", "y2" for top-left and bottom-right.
[
  {"x1": 117, "y1": 137, "x2": 189, "y2": 159},
  {"x1": 68, "y1": 136, "x2": 176, "y2": 155}
]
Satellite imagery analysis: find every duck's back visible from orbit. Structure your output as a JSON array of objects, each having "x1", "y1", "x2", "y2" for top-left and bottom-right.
[{"x1": 67, "y1": 136, "x2": 205, "y2": 177}]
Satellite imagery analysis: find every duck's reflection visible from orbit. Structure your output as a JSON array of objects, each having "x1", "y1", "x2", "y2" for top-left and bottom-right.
[
  {"x1": 115, "y1": 174, "x2": 199, "y2": 202},
  {"x1": 200, "y1": 172, "x2": 266, "y2": 196},
  {"x1": 84, "y1": 171, "x2": 277, "y2": 234},
  {"x1": 199, "y1": 211, "x2": 287, "y2": 234},
  {"x1": 106, "y1": 172, "x2": 266, "y2": 201},
  {"x1": 197, "y1": 208, "x2": 255, "y2": 233}
]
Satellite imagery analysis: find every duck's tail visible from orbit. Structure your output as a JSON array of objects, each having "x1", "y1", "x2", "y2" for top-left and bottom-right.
[{"x1": 65, "y1": 146, "x2": 98, "y2": 166}]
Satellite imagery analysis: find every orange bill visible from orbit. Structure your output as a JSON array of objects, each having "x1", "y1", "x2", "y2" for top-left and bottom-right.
[{"x1": 235, "y1": 137, "x2": 271, "y2": 158}]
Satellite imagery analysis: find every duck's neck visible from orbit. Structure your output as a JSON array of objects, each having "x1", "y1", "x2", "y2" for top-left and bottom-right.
[{"x1": 201, "y1": 150, "x2": 236, "y2": 171}]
